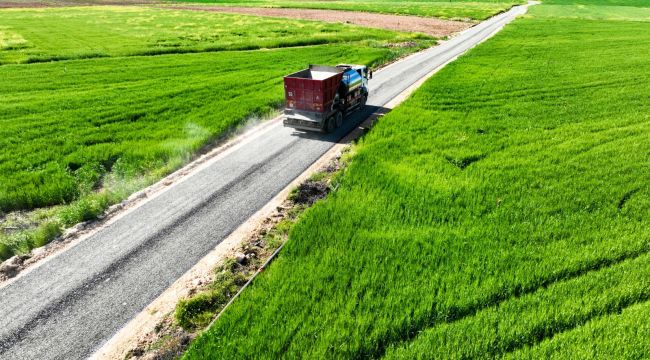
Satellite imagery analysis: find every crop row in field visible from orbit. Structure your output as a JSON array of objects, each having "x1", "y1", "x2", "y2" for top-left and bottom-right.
[
  {"x1": 505, "y1": 300, "x2": 650, "y2": 358},
  {"x1": 384, "y1": 246, "x2": 650, "y2": 358},
  {"x1": 175, "y1": 0, "x2": 523, "y2": 20},
  {"x1": 183, "y1": 3, "x2": 650, "y2": 358},
  {"x1": 0, "y1": 6, "x2": 424, "y2": 64}
]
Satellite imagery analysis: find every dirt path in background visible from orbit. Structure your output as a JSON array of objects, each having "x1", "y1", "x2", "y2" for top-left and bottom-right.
[{"x1": 165, "y1": 6, "x2": 473, "y2": 38}]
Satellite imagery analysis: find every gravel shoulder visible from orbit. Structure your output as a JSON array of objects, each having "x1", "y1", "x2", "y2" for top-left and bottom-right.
[{"x1": 164, "y1": 5, "x2": 474, "y2": 38}]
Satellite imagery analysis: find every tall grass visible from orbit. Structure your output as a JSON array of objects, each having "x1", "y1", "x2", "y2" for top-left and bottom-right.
[{"x1": 183, "y1": 7, "x2": 650, "y2": 359}]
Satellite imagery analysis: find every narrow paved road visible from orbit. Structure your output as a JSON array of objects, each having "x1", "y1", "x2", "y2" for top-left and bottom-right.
[{"x1": 0, "y1": 4, "x2": 530, "y2": 359}]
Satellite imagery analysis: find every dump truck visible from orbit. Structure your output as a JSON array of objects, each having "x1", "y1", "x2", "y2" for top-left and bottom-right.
[{"x1": 283, "y1": 64, "x2": 371, "y2": 132}]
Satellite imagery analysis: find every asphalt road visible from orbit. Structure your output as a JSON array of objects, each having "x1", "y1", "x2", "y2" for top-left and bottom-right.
[{"x1": 0, "y1": 4, "x2": 530, "y2": 359}]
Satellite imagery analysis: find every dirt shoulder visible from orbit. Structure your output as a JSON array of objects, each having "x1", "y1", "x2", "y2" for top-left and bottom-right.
[{"x1": 165, "y1": 5, "x2": 473, "y2": 38}]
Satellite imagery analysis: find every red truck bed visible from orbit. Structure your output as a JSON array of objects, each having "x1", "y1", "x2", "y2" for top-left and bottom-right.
[{"x1": 284, "y1": 65, "x2": 343, "y2": 113}]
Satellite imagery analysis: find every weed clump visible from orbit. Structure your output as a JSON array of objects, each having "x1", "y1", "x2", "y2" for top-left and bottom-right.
[{"x1": 175, "y1": 271, "x2": 247, "y2": 330}]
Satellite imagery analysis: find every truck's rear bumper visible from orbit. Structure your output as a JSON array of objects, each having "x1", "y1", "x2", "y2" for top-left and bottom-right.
[
  {"x1": 283, "y1": 109, "x2": 327, "y2": 132},
  {"x1": 283, "y1": 117, "x2": 323, "y2": 132}
]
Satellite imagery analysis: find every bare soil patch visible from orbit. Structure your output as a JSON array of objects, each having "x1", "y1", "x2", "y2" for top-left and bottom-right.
[{"x1": 165, "y1": 6, "x2": 473, "y2": 38}]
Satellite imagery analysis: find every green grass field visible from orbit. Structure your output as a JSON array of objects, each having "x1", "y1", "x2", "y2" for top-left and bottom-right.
[
  {"x1": 184, "y1": 2, "x2": 650, "y2": 358},
  {"x1": 542, "y1": 0, "x2": 650, "y2": 6},
  {"x1": 0, "y1": 6, "x2": 426, "y2": 64},
  {"x1": 505, "y1": 300, "x2": 650, "y2": 358},
  {"x1": 531, "y1": 4, "x2": 650, "y2": 21},
  {"x1": 172, "y1": 0, "x2": 523, "y2": 21},
  {"x1": 0, "y1": 6, "x2": 431, "y2": 260}
]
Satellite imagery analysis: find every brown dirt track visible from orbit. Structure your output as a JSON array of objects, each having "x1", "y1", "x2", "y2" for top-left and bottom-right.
[{"x1": 165, "y1": 5, "x2": 473, "y2": 38}]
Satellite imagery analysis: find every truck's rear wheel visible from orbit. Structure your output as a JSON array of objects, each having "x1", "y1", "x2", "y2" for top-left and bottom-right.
[
  {"x1": 325, "y1": 117, "x2": 336, "y2": 133},
  {"x1": 335, "y1": 111, "x2": 343, "y2": 128}
]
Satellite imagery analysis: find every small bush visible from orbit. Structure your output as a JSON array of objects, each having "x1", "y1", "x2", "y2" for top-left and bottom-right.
[
  {"x1": 59, "y1": 194, "x2": 110, "y2": 227},
  {"x1": 175, "y1": 290, "x2": 228, "y2": 330},
  {"x1": 0, "y1": 242, "x2": 12, "y2": 261},
  {"x1": 308, "y1": 171, "x2": 328, "y2": 182},
  {"x1": 175, "y1": 272, "x2": 243, "y2": 330},
  {"x1": 29, "y1": 221, "x2": 62, "y2": 249}
]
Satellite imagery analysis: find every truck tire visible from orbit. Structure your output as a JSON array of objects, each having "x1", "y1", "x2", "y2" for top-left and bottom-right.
[
  {"x1": 335, "y1": 111, "x2": 343, "y2": 128},
  {"x1": 325, "y1": 116, "x2": 336, "y2": 133}
]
